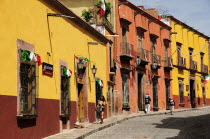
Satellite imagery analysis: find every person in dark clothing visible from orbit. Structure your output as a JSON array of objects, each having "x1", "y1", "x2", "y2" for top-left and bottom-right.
[
  {"x1": 168, "y1": 97, "x2": 175, "y2": 115},
  {"x1": 145, "y1": 93, "x2": 151, "y2": 114},
  {"x1": 98, "y1": 95, "x2": 106, "y2": 124}
]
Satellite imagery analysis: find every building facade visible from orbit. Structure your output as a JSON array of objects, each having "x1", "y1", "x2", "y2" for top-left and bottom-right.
[
  {"x1": 166, "y1": 16, "x2": 210, "y2": 109},
  {"x1": 115, "y1": 0, "x2": 172, "y2": 114},
  {"x1": 0, "y1": 0, "x2": 109, "y2": 138}
]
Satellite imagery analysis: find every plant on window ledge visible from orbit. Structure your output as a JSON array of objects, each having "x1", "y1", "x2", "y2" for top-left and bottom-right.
[
  {"x1": 81, "y1": 9, "x2": 93, "y2": 23},
  {"x1": 123, "y1": 103, "x2": 130, "y2": 108}
]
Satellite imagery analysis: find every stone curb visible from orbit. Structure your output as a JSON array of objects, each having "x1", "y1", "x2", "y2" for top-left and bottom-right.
[{"x1": 75, "y1": 106, "x2": 210, "y2": 139}]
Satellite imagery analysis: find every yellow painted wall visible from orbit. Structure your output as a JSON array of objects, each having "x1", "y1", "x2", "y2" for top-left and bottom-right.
[
  {"x1": 170, "y1": 19, "x2": 210, "y2": 100},
  {"x1": 59, "y1": 0, "x2": 116, "y2": 32},
  {"x1": 0, "y1": 1, "x2": 17, "y2": 96},
  {"x1": 0, "y1": 0, "x2": 108, "y2": 103}
]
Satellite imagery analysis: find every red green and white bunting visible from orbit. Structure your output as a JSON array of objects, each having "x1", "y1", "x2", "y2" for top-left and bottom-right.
[
  {"x1": 63, "y1": 67, "x2": 72, "y2": 78},
  {"x1": 75, "y1": 56, "x2": 90, "y2": 62},
  {"x1": 21, "y1": 50, "x2": 42, "y2": 66},
  {"x1": 158, "y1": 15, "x2": 167, "y2": 20},
  {"x1": 96, "y1": 79, "x2": 104, "y2": 88},
  {"x1": 203, "y1": 74, "x2": 210, "y2": 84}
]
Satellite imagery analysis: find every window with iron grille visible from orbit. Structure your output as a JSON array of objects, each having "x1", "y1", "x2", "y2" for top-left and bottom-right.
[
  {"x1": 138, "y1": 33, "x2": 144, "y2": 50},
  {"x1": 176, "y1": 42, "x2": 182, "y2": 65},
  {"x1": 19, "y1": 58, "x2": 36, "y2": 115},
  {"x1": 122, "y1": 74, "x2": 129, "y2": 107},
  {"x1": 109, "y1": 43, "x2": 114, "y2": 72},
  {"x1": 179, "y1": 79, "x2": 184, "y2": 104},
  {"x1": 61, "y1": 66, "x2": 70, "y2": 115}
]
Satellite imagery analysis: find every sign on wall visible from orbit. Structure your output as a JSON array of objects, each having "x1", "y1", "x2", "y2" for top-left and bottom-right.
[{"x1": 42, "y1": 62, "x2": 53, "y2": 77}]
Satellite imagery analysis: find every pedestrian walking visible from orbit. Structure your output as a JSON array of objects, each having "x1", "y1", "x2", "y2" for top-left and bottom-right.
[
  {"x1": 168, "y1": 97, "x2": 175, "y2": 115},
  {"x1": 145, "y1": 93, "x2": 151, "y2": 114},
  {"x1": 98, "y1": 95, "x2": 106, "y2": 124}
]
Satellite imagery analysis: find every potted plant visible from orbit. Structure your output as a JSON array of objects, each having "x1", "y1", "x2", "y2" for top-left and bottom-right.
[{"x1": 81, "y1": 9, "x2": 93, "y2": 23}]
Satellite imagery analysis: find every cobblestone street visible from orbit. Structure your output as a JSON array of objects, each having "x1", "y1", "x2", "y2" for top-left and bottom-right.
[{"x1": 86, "y1": 107, "x2": 210, "y2": 139}]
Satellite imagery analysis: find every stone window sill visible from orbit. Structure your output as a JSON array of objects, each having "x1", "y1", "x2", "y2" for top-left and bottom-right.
[{"x1": 16, "y1": 114, "x2": 38, "y2": 119}]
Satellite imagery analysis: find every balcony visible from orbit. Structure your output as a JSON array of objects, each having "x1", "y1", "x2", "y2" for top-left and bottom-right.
[
  {"x1": 189, "y1": 60, "x2": 197, "y2": 71},
  {"x1": 164, "y1": 57, "x2": 173, "y2": 70},
  {"x1": 177, "y1": 57, "x2": 186, "y2": 69},
  {"x1": 137, "y1": 48, "x2": 150, "y2": 66},
  {"x1": 120, "y1": 42, "x2": 134, "y2": 60},
  {"x1": 94, "y1": 16, "x2": 113, "y2": 30},
  {"x1": 201, "y1": 64, "x2": 208, "y2": 74},
  {"x1": 151, "y1": 54, "x2": 161, "y2": 70}
]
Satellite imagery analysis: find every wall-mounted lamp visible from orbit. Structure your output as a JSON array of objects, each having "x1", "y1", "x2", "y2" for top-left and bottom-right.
[
  {"x1": 77, "y1": 59, "x2": 84, "y2": 69},
  {"x1": 136, "y1": 57, "x2": 141, "y2": 66},
  {"x1": 91, "y1": 65, "x2": 97, "y2": 78},
  {"x1": 151, "y1": 62, "x2": 158, "y2": 70}
]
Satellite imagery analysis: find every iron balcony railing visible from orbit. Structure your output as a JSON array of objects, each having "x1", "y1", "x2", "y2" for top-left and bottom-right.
[
  {"x1": 94, "y1": 16, "x2": 113, "y2": 30},
  {"x1": 178, "y1": 57, "x2": 186, "y2": 68},
  {"x1": 151, "y1": 53, "x2": 161, "y2": 65},
  {"x1": 201, "y1": 64, "x2": 208, "y2": 73},
  {"x1": 164, "y1": 57, "x2": 173, "y2": 68},
  {"x1": 137, "y1": 48, "x2": 150, "y2": 62},
  {"x1": 189, "y1": 60, "x2": 197, "y2": 71},
  {"x1": 120, "y1": 42, "x2": 134, "y2": 57}
]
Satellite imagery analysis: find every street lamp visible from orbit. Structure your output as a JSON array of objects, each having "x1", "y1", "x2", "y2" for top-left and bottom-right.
[
  {"x1": 91, "y1": 65, "x2": 97, "y2": 78},
  {"x1": 151, "y1": 62, "x2": 158, "y2": 70},
  {"x1": 77, "y1": 59, "x2": 84, "y2": 69},
  {"x1": 136, "y1": 57, "x2": 141, "y2": 66}
]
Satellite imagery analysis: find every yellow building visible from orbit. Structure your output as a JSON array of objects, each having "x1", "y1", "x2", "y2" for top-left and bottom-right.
[
  {"x1": 59, "y1": 0, "x2": 116, "y2": 31},
  {"x1": 167, "y1": 16, "x2": 210, "y2": 109},
  {"x1": 59, "y1": 0, "x2": 118, "y2": 118},
  {"x1": 0, "y1": 0, "x2": 109, "y2": 138}
]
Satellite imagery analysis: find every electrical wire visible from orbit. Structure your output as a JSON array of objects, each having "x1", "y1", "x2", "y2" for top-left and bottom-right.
[{"x1": 177, "y1": 42, "x2": 208, "y2": 57}]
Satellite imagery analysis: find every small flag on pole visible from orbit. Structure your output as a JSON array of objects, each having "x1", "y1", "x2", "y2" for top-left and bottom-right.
[
  {"x1": 100, "y1": 0, "x2": 106, "y2": 17},
  {"x1": 203, "y1": 74, "x2": 210, "y2": 84}
]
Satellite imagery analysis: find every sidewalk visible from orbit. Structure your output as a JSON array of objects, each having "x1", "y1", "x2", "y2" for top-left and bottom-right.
[{"x1": 44, "y1": 106, "x2": 210, "y2": 139}]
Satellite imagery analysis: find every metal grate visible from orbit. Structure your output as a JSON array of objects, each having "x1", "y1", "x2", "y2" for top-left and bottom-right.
[
  {"x1": 20, "y1": 63, "x2": 36, "y2": 115},
  {"x1": 61, "y1": 70, "x2": 70, "y2": 115}
]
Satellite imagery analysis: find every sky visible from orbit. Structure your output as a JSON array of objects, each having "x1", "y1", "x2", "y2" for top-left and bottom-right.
[{"x1": 128, "y1": 0, "x2": 210, "y2": 37}]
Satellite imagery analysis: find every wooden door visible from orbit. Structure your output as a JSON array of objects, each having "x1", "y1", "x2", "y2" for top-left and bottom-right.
[
  {"x1": 153, "y1": 80, "x2": 158, "y2": 109},
  {"x1": 138, "y1": 74, "x2": 143, "y2": 111},
  {"x1": 78, "y1": 83, "x2": 84, "y2": 122}
]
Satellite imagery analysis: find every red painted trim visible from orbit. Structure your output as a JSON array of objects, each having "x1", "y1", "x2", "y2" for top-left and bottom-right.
[
  {"x1": 173, "y1": 95, "x2": 210, "y2": 109},
  {"x1": 0, "y1": 95, "x2": 60, "y2": 139},
  {"x1": 88, "y1": 102, "x2": 96, "y2": 123},
  {"x1": 70, "y1": 101, "x2": 77, "y2": 129}
]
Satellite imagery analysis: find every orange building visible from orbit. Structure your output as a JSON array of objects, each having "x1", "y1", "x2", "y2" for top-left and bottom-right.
[{"x1": 114, "y1": 0, "x2": 172, "y2": 113}]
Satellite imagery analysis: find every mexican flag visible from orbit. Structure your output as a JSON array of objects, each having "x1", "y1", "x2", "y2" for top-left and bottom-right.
[
  {"x1": 203, "y1": 74, "x2": 210, "y2": 84},
  {"x1": 158, "y1": 15, "x2": 167, "y2": 20},
  {"x1": 63, "y1": 68, "x2": 72, "y2": 78},
  {"x1": 100, "y1": 0, "x2": 106, "y2": 17}
]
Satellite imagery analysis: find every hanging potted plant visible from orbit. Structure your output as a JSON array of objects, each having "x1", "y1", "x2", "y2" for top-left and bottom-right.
[{"x1": 81, "y1": 8, "x2": 93, "y2": 23}]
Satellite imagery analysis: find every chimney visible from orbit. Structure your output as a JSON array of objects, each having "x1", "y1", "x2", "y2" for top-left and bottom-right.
[{"x1": 144, "y1": 8, "x2": 159, "y2": 19}]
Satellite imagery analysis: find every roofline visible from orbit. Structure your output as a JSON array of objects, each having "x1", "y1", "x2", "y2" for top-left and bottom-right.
[
  {"x1": 42, "y1": 0, "x2": 110, "y2": 44},
  {"x1": 119, "y1": 1, "x2": 171, "y2": 30},
  {"x1": 168, "y1": 16, "x2": 210, "y2": 39}
]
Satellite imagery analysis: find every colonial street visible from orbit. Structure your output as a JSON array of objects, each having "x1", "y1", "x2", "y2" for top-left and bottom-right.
[{"x1": 86, "y1": 107, "x2": 210, "y2": 139}]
